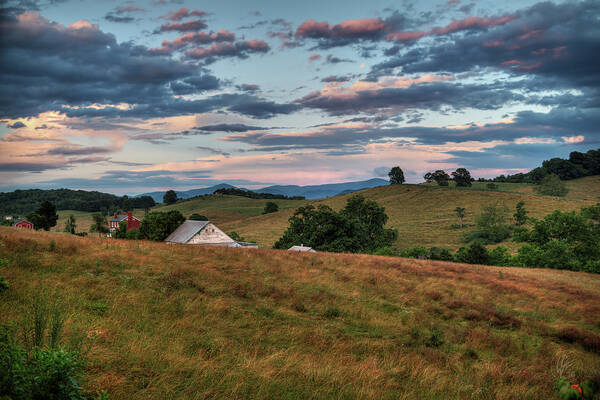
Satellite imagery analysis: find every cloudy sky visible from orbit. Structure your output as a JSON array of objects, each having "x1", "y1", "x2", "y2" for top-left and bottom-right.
[{"x1": 1, "y1": 0, "x2": 598, "y2": 194}]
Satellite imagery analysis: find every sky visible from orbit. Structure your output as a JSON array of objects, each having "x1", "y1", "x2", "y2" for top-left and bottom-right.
[{"x1": 0, "y1": 0, "x2": 598, "y2": 195}]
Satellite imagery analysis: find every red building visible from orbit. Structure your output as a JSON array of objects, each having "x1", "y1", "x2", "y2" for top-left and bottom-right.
[
  {"x1": 109, "y1": 211, "x2": 141, "y2": 232},
  {"x1": 12, "y1": 219, "x2": 34, "y2": 229}
]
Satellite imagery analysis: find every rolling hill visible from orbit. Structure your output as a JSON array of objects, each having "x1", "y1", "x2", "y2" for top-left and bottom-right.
[
  {"x1": 1, "y1": 227, "x2": 598, "y2": 399},
  {"x1": 220, "y1": 178, "x2": 599, "y2": 250},
  {"x1": 134, "y1": 178, "x2": 389, "y2": 202},
  {"x1": 48, "y1": 176, "x2": 599, "y2": 252}
]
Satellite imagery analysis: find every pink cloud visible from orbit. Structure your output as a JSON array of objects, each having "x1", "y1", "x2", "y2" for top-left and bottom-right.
[
  {"x1": 156, "y1": 19, "x2": 207, "y2": 33},
  {"x1": 500, "y1": 60, "x2": 520, "y2": 66},
  {"x1": 295, "y1": 19, "x2": 331, "y2": 38},
  {"x1": 309, "y1": 53, "x2": 321, "y2": 61},
  {"x1": 519, "y1": 29, "x2": 543, "y2": 40},
  {"x1": 483, "y1": 40, "x2": 504, "y2": 47},
  {"x1": 186, "y1": 40, "x2": 269, "y2": 59},
  {"x1": 150, "y1": 30, "x2": 236, "y2": 54},
  {"x1": 430, "y1": 15, "x2": 515, "y2": 35},
  {"x1": 385, "y1": 31, "x2": 425, "y2": 42},
  {"x1": 165, "y1": 8, "x2": 207, "y2": 21},
  {"x1": 335, "y1": 18, "x2": 385, "y2": 36}
]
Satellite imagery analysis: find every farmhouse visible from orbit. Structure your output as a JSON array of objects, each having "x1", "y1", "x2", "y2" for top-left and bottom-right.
[
  {"x1": 288, "y1": 245, "x2": 316, "y2": 252},
  {"x1": 165, "y1": 220, "x2": 258, "y2": 248},
  {"x1": 109, "y1": 211, "x2": 140, "y2": 232},
  {"x1": 12, "y1": 219, "x2": 33, "y2": 229}
]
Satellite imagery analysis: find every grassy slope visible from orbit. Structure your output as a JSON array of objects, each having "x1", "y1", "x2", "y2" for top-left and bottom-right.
[
  {"x1": 50, "y1": 177, "x2": 600, "y2": 248},
  {"x1": 151, "y1": 195, "x2": 308, "y2": 226},
  {"x1": 221, "y1": 183, "x2": 596, "y2": 250},
  {"x1": 0, "y1": 228, "x2": 599, "y2": 399}
]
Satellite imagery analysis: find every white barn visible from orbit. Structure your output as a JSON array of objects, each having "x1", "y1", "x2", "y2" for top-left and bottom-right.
[{"x1": 165, "y1": 220, "x2": 257, "y2": 248}]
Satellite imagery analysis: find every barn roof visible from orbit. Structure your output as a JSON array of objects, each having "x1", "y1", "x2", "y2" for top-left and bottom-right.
[
  {"x1": 110, "y1": 215, "x2": 128, "y2": 222},
  {"x1": 12, "y1": 219, "x2": 31, "y2": 226},
  {"x1": 288, "y1": 245, "x2": 316, "y2": 252},
  {"x1": 164, "y1": 220, "x2": 209, "y2": 243}
]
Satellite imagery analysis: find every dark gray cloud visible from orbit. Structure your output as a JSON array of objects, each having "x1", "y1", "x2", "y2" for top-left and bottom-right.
[
  {"x1": 297, "y1": 80, "x2": 524, "y2": 116},
  {"x1": 371, "y1": 0, "x2": 600, "y2": 93},
  {"x1": 7, "y1": 121, "x2": 26, "y2": 129},
  {"x1": 104, "y1": 6, "x2": 145, "y2": 24},
  {"x1": 0, "y1": 10, "x2": 293, "y2": 120},
  {"x1": 196, "y1": 146, "x2": 230, "y2": 157},
  {"x1": 193, "y1": 123, "x2": 272, "y2": 133},
  {"x1": 223, "y1": 107, "x2": 600, "y2": 149}
]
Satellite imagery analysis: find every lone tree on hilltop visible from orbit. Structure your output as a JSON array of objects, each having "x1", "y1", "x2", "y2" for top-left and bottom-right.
[
  {"x1": 163, "y1": 190, "x2": 178, "y2": 205},
  {"x1": 452, "y1": 168, "x2": 472, "y2": 187},
  {"x1": 388, "y1": 166, "x2": 405, "y2": 185},
  {"x1": 424, "y1": 170, "x2": 450, "y2": 186}
]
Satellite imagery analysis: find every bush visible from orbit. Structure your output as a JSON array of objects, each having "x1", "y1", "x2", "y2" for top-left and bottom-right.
[
  {"x1": 373, "y1": 247, "x2": 396, "y2": 256},
  {"x1": 263, "y1": 202, "x2": 279, "y2": 214},
  {"x1": 399, "y1": 247, "x2": 429, "y2": 259},
  {"x1": 486, "y1": 183, "x2": 498, "y2": 190},
  {"x1": 429, "y1": 247, "x2": 453, "y2": 261},
  {"x1": 0, "y1": 276, "x2": 8, "y2": 294},
  {"x1": 515, "y1": 208, "x2": 600, "y2": 272},
  {"x1": 465, "y1": 204, "x2": 511, "y2": 244},
  {"x1": 488, "y1": 246, "x2": 515, "y2": 266},
  {"x1": 455, "y1": 242, "x2": 490, "y2": 265},
  {"x1": 0, "y1": 327, "x2": 88, "y2": 400},
  {"x1": 535, "y1": 174, "x2": 569, "y2": 197},
  {"x1": 189, "y1": 214, "x2": 208, "y2": 221}
]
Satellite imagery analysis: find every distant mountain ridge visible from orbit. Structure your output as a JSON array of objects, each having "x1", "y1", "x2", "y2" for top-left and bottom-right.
[{"x1": 135, "y1": 178, "x2": 389, "y2": 202}]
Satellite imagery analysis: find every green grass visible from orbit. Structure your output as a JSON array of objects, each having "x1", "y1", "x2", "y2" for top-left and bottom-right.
[
  {"x1": 1, "y1": 227, "x2": 599, "y2": 399},
  {"x1": 51, "y1": 177, "x2": 600, "y2": 250},
  {"x1": 221, "y1": 183, "x2": 596, "y2": 250}
]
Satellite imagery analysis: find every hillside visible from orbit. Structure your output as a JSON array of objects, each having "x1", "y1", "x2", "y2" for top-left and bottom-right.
[
  {"x1": 220, "y1": 182, "x2": 598, "y2": 250},
  {"x1": 134, "y1": 178, "x2": 389, "y2": 202},
  {"x1": 0, "y1": 228, "x2": 598, "y2": 399}
]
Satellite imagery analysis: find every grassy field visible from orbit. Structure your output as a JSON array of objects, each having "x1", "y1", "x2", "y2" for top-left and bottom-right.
[
  {"x1": 0, "y1": 227, "x2": 598, "y2": 399},
  {"x1": 50, "y1": 177, "x2": 599, "y2": 250},
  {"x1": 221, "y1": 183, "x2": 596, "y2": 250}
]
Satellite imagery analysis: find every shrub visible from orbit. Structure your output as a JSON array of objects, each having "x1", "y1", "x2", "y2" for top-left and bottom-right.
[
  {"x1": 262, "y1": 202, "x2": 279, "y2": 214},
  {"x1": 189, "y1": 214, "x2": 208, "y2": 221},
  {"x1": 486, "y1": 183, "x2": 498, "y2": 190},
  {"x1": 513, "y1": 201, "x2": 528, "y2": 226},
  {"x1": 455, "y1": 242, "x2": 490, "y2": 265},
  {"x1": 399, "y1": 246, "x2": 429, "y2": 259},
  {"x1": 515, "y1": 208, "x2": 600, "y2": 272},
  {"x1": 0, "y1": 276, "x2": 8, "y2": 294},
  {"x1": 488, "y1": 246, "x2": 515, "y2": 266},
  {"x1": 465, "y1": 204, "x2": 511, "y2": 244},
  {"x1": 429, "y1": 247, "x2": 453, "y2": 261},
  {"x1": 0, "y1": 327, "x2": 88, "y2": 400},
  {"x1": 373, "y1": 247, "x2": 396, "y2": 256},
  {"x1": 323, "y1": 307, "x2": 342, "y2": 319},
  {"x1": 425, "y1": 328, "x2": 444, "y2": 348},
  {"x1": 536, "y1": 174, "x2": 569, "y2": 197}
]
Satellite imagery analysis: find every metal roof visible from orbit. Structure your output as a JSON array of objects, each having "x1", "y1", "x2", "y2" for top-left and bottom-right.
[
  {"x1": 288, "y1": 245, "x2": 316, "y2": 252},
  {"x1": 110, "y1": 215, "x2": 128, "y2": 222},
  {"x1": 164, "y1": 220, "x2": 209, "y2": 243}
]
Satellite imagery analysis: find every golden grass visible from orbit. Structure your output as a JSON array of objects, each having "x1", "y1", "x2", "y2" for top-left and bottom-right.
[
  {"x1": 222, "y1": 184, "x2": 596, "y2": 250},
  {"x1": 1, "y1": 227, "x2": 599, "y2": 399}
]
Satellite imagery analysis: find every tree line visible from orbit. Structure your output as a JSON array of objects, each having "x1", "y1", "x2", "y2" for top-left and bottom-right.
[{"x1": 0, "y1": 188, "x2": 155, "y2": 216}]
